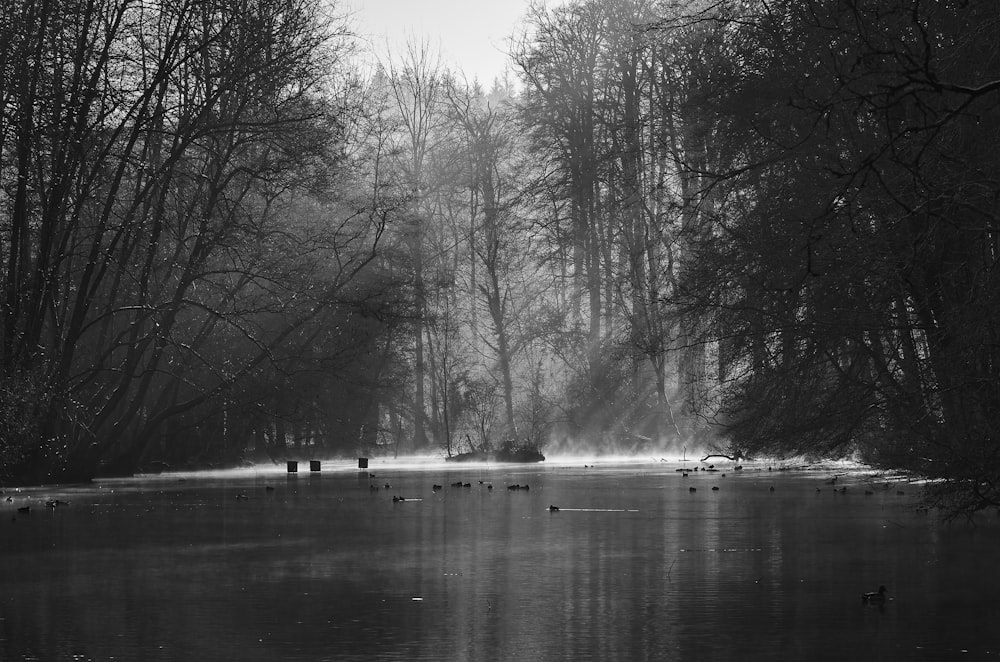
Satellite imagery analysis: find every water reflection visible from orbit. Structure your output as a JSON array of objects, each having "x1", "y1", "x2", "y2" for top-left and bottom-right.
[{"x1": 2, "y1": 463, "x2": 999, "y2": 660}]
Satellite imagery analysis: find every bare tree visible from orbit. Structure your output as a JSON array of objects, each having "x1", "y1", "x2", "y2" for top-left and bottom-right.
[{"x1": 0, "y1": 0, "x2": 381, "y2": 482}]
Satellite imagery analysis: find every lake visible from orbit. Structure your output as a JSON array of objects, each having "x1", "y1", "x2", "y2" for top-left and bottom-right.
[{"x1": 2, "y1": 457, "x2": 998, "y2": 661}]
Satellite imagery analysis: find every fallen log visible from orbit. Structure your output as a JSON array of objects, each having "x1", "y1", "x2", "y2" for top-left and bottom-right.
[{"x1": 700, "y1": 453, "x2": 739, "y2": 462}]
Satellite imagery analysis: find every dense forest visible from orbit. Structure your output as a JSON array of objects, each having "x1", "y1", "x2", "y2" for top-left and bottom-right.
[{"x1": 1, "y1": 0, "x2": 998, "y2": 511}]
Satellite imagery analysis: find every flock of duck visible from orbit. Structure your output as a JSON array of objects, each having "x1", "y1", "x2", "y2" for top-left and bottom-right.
[
  {"x1": 380, "y1": 478, "x2": 535, "y2": 503},
  {"x1": 4, "y1": 494, "x2": 69, "y2": 519},
  {"x1": 2, "y1": 463, "x2": 913, "y2": 519},
  {"x1": 1, "y1": 468, "x2": 895, "y2": 607},
  {"x1": 357, "y1": 462, "x2": 914, "y2": 516},
  {"x1": 366, "y1": 466, "x2": 893, "y2": 607}
]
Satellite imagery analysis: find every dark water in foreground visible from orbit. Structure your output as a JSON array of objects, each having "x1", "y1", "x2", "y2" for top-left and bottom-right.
[{"x1": 1, "y1": 459, "x2": 999, "y2": 661}]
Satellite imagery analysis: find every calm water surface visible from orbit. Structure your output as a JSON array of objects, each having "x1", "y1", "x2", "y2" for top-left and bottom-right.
[{"x1": 2, "y1": 459, "x2": 998, "y2": 661}]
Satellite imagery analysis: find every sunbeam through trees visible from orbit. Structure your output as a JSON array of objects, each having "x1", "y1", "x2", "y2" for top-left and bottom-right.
[{"x1": 2, "y1": 0, "x2": 1000, "y2": 513}]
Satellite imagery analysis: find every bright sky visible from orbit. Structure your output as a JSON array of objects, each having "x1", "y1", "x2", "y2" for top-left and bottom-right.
[{"x1": 347, "y1": 0, "x2": 537, "y2": 85}]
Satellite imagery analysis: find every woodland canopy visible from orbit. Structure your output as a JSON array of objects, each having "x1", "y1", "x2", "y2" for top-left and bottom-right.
[{"x1": 2, "y1": 0, "x2": 999, "y2": 512}]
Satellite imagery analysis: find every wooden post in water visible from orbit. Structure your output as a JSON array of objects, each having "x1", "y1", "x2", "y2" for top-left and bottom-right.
[
  {"x1": 287, "y1": 460, "x2": 298, "y2": 473},
  {"x1": 358, "y1": 457, "x2": 368, "y2": 469},
  {"x1": 310, "y1": 460, "x2": 321, "y2": 472}
]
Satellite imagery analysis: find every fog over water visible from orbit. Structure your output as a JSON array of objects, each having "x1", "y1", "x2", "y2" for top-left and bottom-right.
[{"x1": 2, "y1": 459, "x2": 997, "y2": 661}]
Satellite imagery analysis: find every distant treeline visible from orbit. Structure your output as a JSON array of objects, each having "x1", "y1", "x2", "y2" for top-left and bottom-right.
[{"x1": 2, "y1": 0, "x2": 999, "y2": 512}]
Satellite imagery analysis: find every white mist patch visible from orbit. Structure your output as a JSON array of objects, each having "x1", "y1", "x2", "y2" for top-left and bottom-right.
[
  {"x1": 103, "y1": 453, "x2": 882, "y2": 488},
  {"x1": 539, "y1": 454, "x2": 656, "y2": 467}
]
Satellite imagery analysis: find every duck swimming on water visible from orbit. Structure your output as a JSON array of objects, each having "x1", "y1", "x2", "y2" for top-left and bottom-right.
[{"x1": 862, "y1": 586, "x2": 887, "y2": 604}]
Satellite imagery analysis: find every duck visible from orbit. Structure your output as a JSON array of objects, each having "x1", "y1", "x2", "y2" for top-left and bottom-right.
[
  {"x1": 392, "y1": 495, "x2": 406, "y2": 502},
  {"x1": 548, "y1": 505, "x2": 559, "y2": 511},
  {"x1": 862, "y1": 585, "x2": 887, "y2": 604},
  {"x1": 235, "y1": 493, "x2": 249, "y2": 501},
  {"x1": 432, "y1": 484, "x2": 443, "y2": 491},
  {"x1": 712, "y1": 486, "x2": 720, "y2": 491},
  {"x1": 768, "y1": 485, "x2": 775, "y2": 492},
  {"x1": 689, "y1": 486, "x2": 697, "y2": 493}
]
